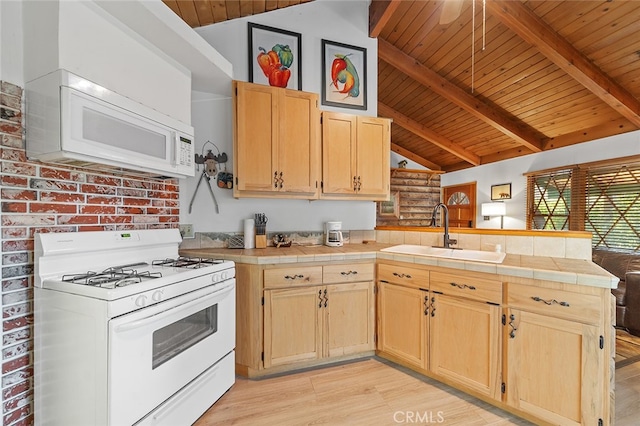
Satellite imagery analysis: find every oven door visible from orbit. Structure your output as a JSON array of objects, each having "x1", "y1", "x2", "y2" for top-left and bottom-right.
[{"x1": 108, "y1": 278, "x2": 235, "y2": 426}]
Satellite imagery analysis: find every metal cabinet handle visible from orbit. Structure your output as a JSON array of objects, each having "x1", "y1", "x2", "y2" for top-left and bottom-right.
[
  {"x1": 508, "y1": 313, "x2": 518, "y2": 338},
  {"x1": 340, "y1": 271, "x2": 358, "y2": 276},
  {"x1": 392, "y1": 272, "x2": 412, "y2": 279},
  {"x1": 450, "y1": 282, "x2": 476, "y2": 290},
  {"x1": 531, "y1": 296, "x2": 570, "y2": 307},
  {"x1": 424, "y1": 295, "x2": 429, "y2": 315},
  {"x1": 284, "y1": 274, "x2": 304, "y2": 280},
  {"x1": 430, "y1": 297, "x2": 436, "y2": 317}
]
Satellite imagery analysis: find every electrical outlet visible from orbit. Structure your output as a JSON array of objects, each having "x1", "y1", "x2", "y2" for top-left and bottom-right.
[{"x1": 179, "y1": 224, "x2": 195, "y2": 239}]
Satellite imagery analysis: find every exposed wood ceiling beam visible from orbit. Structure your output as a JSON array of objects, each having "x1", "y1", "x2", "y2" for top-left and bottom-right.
[
  {"x1": 488, "y1": 0, "x2": 640, "y2": 128},
  {"x1": 369, "y1": 0, "x2": 402, "y2": 38},
  {"x1": 391, "y1": 143, "x2": 442, "y2": 171},
  {"x1": 543, "y1": 118, "x2": 635, "y2": 151},
  {"x1": 378, "y1": 39, "x2": 545, "y2": 153},
  {"x1": 379, "y1": 102, "x2": 481, "y2": 166}
]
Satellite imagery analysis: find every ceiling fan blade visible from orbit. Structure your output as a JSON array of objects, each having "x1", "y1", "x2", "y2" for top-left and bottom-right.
[{"x1": 440, "y1": 0, "x2": 464, "y2": 25}]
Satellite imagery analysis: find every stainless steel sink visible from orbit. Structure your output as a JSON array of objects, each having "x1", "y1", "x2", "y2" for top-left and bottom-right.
[{"x1": 380, "y1": 244, "x2": 506, "y2": 264}]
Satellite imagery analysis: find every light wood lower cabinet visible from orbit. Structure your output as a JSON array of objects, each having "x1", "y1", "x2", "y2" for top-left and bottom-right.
[
  {"x1": 237, "y1": 261, "x2": 375, "y2": 377},
  {"x1": 505, "y1": 282, "x2": 607, "y2": 425},
  {"x1": 378, "y1": 282, "x2": 428, "y2": 369},
  {"x1": 264, "y1": 286, "x2": 323, "y2": 368},
  {"x1": 376, "y1": 260, "x2": 612, "y2": 425},
  {"x1": 430, "y1": 294, "x2": 501, "y2": 400}
]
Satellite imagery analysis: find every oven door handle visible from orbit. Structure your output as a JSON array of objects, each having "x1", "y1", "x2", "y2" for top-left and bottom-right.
[{"x1": 114, "y1": 282, "x2": 234, "y2": 333}]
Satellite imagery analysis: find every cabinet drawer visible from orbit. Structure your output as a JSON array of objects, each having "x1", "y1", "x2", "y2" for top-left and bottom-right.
[
  {"x1": 323, "y1": 263, "x2": 374, "y2": 284},
  {"x1": 264, "y1": 266, "x2": 323, "y2": 288},
  {"x1": 507, "y1": 282, "x2": 601, "y2": 324},
  {"x1": 431, "y1": 271, "x2": 502, "y2": 305},
  {"x1": 378, "y1": 263, "x2": 429, "y2": 289}
]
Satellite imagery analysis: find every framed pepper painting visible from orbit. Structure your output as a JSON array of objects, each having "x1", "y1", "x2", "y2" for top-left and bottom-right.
[
  {"x1": 321, "y1": 39, "x2": 367, "y2": 110},
  {"x1": 248, "y1": 22, "x2": 302, "y2": 90}
]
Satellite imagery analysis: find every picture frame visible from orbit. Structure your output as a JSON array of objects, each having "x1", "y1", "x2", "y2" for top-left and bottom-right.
[
  {"x1": 321, "y1": 39, "x2": 367, "y2": 110},
  {"x1": 491, "y1": 183, "x2": 512, "y2": 201},
  {"x1": 248, "y1": 22, "x2": 302, "y2": 90},
  {"x1": 378, "y1": 191, "x2": 400, "y2": 218}
]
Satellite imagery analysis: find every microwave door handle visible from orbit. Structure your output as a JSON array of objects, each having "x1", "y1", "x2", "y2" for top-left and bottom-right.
[
  {"x1": 170, "y1": 131, "x2": 177, "y2": 166},
  {"x1": 114, "y1": 283, "x2": 233, "y2": 333}
]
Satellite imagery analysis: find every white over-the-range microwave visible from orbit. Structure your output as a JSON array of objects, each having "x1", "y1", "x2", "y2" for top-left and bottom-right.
[{"x1": 25, "y1": 69, "x2": 195, "y2": 179}]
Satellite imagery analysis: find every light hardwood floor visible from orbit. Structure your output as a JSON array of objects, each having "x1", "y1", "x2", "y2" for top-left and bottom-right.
[{"x1": 195, "y1": 334, "x2": 640, "y2": 426}]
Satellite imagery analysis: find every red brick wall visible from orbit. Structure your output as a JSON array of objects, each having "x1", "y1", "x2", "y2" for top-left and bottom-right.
[{"x1": 0, "y1": 81, "x2": 180, "y2": 426}]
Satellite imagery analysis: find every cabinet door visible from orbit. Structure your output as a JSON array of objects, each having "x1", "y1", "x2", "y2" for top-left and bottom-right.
[
  {"x1": 378, "y1": 282, "x2": 428, "y2": 369},
  {"x1": 263, "y1": 287, "x2": 323, "y2": 368},
  {"x1": 278, "y1": 89, "x2": 319, "y2": 194},
  {"x1": 506, "y1": 309, "x2": 603, "y2": 425},
  {"x1": 321, "y1": 112, "x2": 356, "y2": 195},
  {"x1": 325, "y1": 282, "x2": 375, "y2": 357},
  {"x1": 355, "y1": 116, "x2": 390, "y2": 198},
  {"x1": 430, "y1": 294, "x2": 501, "y2": 399},
  {"x1": 234, "y1": 82, "x2": 277, "y2": 193}
]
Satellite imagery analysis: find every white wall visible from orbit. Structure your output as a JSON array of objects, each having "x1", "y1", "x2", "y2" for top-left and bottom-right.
[
  {"x1": 442, "y1": 130, "x2": 640, "y2": 229},
  {"x1": 1, "y1": 0, "x2": 23, "y2": 85},
  {"x1": 180, "y1": 0, "x2": 378, "y2": 234}
]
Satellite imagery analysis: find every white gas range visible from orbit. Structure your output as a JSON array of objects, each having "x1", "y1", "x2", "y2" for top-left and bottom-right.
[{"x1": 34, "y1": 229, "x2": 235, "y2": 426}]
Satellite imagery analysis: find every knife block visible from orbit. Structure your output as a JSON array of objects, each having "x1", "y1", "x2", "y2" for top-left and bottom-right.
[{"x1": 255, "y1": 234, "x2": 267, "y2": 249}]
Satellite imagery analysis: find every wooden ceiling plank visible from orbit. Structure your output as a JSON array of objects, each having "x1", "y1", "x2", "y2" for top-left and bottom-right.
[
  {"x1": 175, "y1": 0, "x2": 200, "y2": 27},
  {"x1": 378, "y1": 39, "x2": 545, "y2": 152},
  {"x1": 390, "y1": 143, "x2": 442, "y2": 171},
  {"x1": 193, "y1": 1, "x2": 214, "y2": 27},
  {"x1": 487, "y1": 0, "x2": 640, "y2": 127},
  {"x1": 225, "y1": 0, "x2": 241, "y2": 19},
  {"x1": 239, "y1": 0, "x2": 254, "y2": 17},
  {"x1": 379, "y1": 102, "x2": 481, "y2": 165},
  {"x1": 209, "y1": 0, "x2": 228, "y2": 23},
  {"x1": 480, "y1": 146, "x2": 535, "y2": 165},
  {"x1": 369, "y1": 0, "x2": 402, "y2": 38}
]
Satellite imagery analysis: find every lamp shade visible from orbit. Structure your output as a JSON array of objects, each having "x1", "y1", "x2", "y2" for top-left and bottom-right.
[{"x1": 481, "y1": 202, "x2": 506, "y2": 216}]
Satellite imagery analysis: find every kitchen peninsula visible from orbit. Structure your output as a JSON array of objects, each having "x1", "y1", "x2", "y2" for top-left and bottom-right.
[{"x1": 180, "y1": 228, "x2": 617, "y2": 426}]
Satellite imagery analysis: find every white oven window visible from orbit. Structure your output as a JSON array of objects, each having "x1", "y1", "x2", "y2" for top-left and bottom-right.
[{"x1": 152, "y1": 304, "x2": 218, "y2": 369}]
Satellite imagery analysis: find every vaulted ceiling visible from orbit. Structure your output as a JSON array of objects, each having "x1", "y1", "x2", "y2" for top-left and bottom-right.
[{"x1": 165, "y1": 0, "x2": 640, "y2": 172}]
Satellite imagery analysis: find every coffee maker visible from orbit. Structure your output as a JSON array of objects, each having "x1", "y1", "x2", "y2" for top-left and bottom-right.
[{"x1": 324, "y1": 222, "x2": 344, "y2": 247}]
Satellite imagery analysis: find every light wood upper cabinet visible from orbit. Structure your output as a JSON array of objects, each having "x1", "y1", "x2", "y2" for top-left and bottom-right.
[
  {"x1": 321, "y1": 112, "x2": 390, "y2": 201},
  {"x1": 233, "y1": 80, "x2": 320, "y2": 198}
]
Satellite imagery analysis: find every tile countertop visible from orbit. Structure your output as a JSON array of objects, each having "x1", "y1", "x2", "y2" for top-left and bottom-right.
[{"x1": 180, "y1": 243, "x2": 619, "y2": 289}]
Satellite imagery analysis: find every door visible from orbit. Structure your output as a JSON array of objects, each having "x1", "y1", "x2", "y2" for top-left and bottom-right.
[
  {"x1": 506, "y1": 309, "x2": 603, "y2": 425},
  {"x1": 322, "y1": 112, "x2": 356, "y2": 194},
  {"x1": 263, "y1": 286, "x2": 323, "y2": 368},
  {"x1": 378, "y1": 282, "x2": 428, "y2": 369},
  {"x1": 443, "y1": 182, "x2": 476, "y2": 228},
  {"x1": 325, "y1": 282, "x2": 375, "y2": 357},
  {"x1": 356, "y1": 116, "x2": 390, "y2": 197},
  {"x1": 429, "y1": 294, "x2": 501, "y2": 399},
  {"x1": 278, "y1": 89, "x2": 319, "y2": 193},
  {"x1": 234, "y1": 82, "x2": 277, "y2": 192},
  {"x1": 108, "y1": 280, "x2": 235, "y2": 426}
]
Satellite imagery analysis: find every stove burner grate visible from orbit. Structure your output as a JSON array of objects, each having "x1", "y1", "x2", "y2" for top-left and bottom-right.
[
  {"x1": 62, "y1": 266, "x2": 162, "y2": 289},
  {"x1": 152, "y1": 256, "x2": 224, "y2": 269}
]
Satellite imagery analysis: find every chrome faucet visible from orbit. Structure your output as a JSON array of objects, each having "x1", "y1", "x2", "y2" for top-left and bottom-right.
[{"x1": 431, "y1": 203, "x2": 457, "y2": 249}]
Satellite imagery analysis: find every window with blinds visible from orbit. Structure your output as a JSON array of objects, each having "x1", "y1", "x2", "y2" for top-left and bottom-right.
[
  {"x1": 526, "y1": 157, "x2": 640, "y2": 252},
  {"x1": 586, "y1": 164, "x2": 640, "y2": 251}
]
